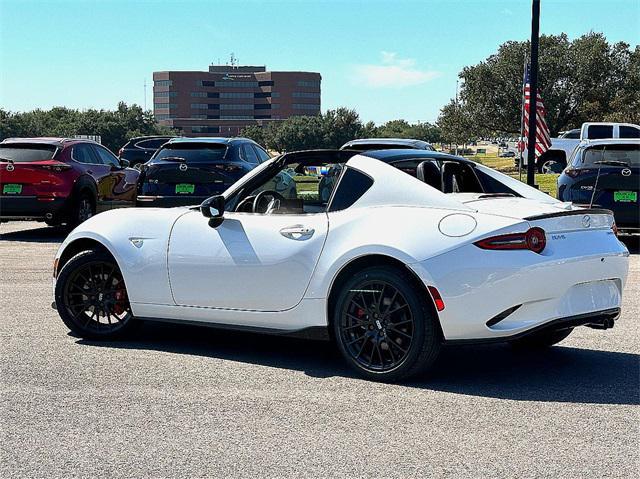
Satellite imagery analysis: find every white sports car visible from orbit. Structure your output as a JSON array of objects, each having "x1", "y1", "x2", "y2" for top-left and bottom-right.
[{"x1": 53, "y1": 149, "x2": 629, "y2": 381}]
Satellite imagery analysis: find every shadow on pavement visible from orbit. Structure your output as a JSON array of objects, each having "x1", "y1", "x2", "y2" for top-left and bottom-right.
[
  {"x1": 77, "y1": 320, "x2": 639, "y2": 406},
  {"x1": 0, "y1": 224, "x2": 67, "y2": 243}
]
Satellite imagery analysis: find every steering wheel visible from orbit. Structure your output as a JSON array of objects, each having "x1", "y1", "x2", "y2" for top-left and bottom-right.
[{"x1": 252, "y1": 190, "x2": 286, "y2": 214}]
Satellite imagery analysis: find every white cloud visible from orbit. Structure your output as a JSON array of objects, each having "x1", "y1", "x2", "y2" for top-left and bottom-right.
[{"x1": 351, "y1": 52, "x2": 441, "y2": 88}]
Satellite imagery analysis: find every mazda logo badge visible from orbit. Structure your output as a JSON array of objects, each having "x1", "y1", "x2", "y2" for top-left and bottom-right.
[
  {"x1": 582, "y1": 215, "x2": 591, "y2": 228},
  {"x1": 179, "y1": 163, "x2": 188, "y2": 172},
  {"x1": 621, "y1": 168, "x2": 631, "y2": 177},
  {"x1": 6, "y1": 163, "x2": 14, "y2": 172}
]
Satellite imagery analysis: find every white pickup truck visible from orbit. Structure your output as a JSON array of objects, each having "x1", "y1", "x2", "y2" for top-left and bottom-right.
[{"x1": 519, "y1": 122, "x2": 640, "y2": 172}]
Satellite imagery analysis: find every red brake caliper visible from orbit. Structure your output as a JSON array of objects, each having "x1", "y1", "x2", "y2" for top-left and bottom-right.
[{"x1": 113, "y1": 281, "x2": 128, "y2": 315}]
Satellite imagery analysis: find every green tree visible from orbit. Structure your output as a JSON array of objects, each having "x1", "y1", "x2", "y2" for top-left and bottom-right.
[
  {"x1": 437, "y1": 100, "x2": 474, "y2": 146},
  {"x1": 453, "y1": 32, "x2": 640, "y2": 136}
]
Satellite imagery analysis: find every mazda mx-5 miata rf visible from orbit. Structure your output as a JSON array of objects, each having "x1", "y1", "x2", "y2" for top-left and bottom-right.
[{"x1": 52, "y1": 149, "x2": 630, "y2": 381}]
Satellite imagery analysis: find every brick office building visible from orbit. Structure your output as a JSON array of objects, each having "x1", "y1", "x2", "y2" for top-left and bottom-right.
[{"x1": 152, "y1": 65, "x2": 321, "y2": 137}]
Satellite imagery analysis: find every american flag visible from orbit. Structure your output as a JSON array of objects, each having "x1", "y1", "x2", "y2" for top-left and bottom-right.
[{"x1": 520, "y1": 63, "x2": 551, "y2": 157}]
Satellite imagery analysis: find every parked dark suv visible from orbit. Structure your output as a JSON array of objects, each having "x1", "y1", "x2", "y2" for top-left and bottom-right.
[
  {"x1": 557, "y1": 139, "x2": 639, "y2": 234},
  {"x1": 0, "y1": 138, "x2": 139, "y2": 227},
  {"x1": 136, "y1": 137, "x2": 270, "y2": 208},
  {"x1": 118, "y1": 136, "x2": 175, "y2": 168}
]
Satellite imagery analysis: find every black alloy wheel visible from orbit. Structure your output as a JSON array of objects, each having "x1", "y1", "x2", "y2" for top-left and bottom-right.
[
  {"x1": 55, "y1": 249, "x2": 136, "y2": 340},
  {"x1": 333, "y1": 266, "x2": 442, "y2": 381}
]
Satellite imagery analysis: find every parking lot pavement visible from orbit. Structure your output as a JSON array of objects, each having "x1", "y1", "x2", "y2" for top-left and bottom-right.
[{"x1": 1, "y1": 221, "x2": 638, "y2": 478}]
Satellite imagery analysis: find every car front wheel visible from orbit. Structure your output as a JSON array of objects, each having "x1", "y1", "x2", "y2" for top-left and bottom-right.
[
  {"x1": 55, "y1": 249, "x2": 137, "y2": 340},
  {"x1": 333, "y1": 266, "x2": 442, "y2": 382}
]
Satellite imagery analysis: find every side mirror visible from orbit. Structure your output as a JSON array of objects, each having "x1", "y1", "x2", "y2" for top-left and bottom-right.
[
  {"x1": 119, "y1": 159, "x2": 131, "y2": 168},
  {"x1": 200, "y1": 195, "x2": 225, "y2": 227}
]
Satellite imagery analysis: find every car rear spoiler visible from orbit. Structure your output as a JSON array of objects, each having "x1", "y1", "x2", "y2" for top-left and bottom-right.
[{"x1": 524, "y1": 208, "x2": 613, "y2": 221}]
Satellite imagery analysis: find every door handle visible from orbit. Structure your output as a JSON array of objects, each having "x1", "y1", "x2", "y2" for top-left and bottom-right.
[{"x1": 280, "y1": 225, "x2": 315, "y2": 240}]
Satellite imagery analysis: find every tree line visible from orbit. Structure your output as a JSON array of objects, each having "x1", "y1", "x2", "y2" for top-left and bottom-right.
[{"x1": 0, "y1": 102, "x2": 173, "y2": 153}]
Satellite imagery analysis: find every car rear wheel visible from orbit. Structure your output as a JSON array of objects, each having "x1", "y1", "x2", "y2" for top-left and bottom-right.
[
  {"x1": 509, "y1": 328, "x2": 573, "y2": 349},
  {"x1": 68, "y1": 192, "x2": 95, "y2": 227},
  {"x1": 333, "y1": 266, "x2": 442, "y2": 382},
  {"x1": 55, "y1": 249, "x2": 137, "y2": 340}
]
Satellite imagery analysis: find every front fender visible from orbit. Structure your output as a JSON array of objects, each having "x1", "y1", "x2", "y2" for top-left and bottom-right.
[{"x1": 55, "y1": 207, "x2": 189, "y2": 306}]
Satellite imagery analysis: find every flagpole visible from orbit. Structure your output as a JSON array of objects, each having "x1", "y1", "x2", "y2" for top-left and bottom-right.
[
  {"x1": 526, "y1": 0, "x2": 541, "y2": 187},
  {"x1": 519, "y1": 56, "x2": 527, "y2": 182}
]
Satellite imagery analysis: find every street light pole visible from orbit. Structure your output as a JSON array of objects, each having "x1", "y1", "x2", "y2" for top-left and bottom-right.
[{"x1": 526, "y1": 0, "x2": 541, "y2": 187}]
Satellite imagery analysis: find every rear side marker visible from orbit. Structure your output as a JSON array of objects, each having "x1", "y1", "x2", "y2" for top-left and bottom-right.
[{"x1": 427, "y1": 286, "x2": 445, "y2": 311}]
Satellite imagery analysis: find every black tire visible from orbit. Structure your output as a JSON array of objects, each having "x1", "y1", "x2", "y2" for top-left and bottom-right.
[
  {"x1": 68, "y1": 191, "x2": 95, "y2": 227},
  {"x1": 332, "y1": 266, "x2": 442, "y2": 382},
  {"x1": 510, "y1": 328, "x2": 573, "y2": 350},
  {"x1": 55, "y1": 249, "x2": 137, "y2": 340}
]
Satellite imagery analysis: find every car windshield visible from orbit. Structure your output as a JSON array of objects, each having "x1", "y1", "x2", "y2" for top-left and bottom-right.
[
  {"x1": 0, "y1": 144, "x2": 57, "y2": 162},
  {"x1": 579, "y1": 144, "x2": 640, "y2": 167},
  {"x1": 154, "y1": 143, "x2": 227, "y2": 163}
]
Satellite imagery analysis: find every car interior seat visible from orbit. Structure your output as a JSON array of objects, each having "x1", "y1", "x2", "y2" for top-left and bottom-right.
[{"x1": 416, "y1": 161, "x2": 443, "y2": 191}]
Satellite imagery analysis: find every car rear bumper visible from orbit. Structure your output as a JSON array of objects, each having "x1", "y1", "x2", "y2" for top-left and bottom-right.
[
  {"x1": 136, "y1": 195, "x2": 209, "y2": 208},
  {"x1": 410, "y1": 232, "x2": 629, "y2": 341},
  {"x1": 0, "y1": 195, "x2": 68, "y2": 220}
]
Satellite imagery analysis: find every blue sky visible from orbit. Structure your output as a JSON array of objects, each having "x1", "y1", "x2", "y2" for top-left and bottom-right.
[{"x1": 1, "y1": 0, "x2": 638, "y2": 123}]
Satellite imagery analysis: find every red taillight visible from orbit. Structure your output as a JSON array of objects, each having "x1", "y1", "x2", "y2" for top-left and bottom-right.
[
  {"x1": 38, "y1": 162, "x2": 71, "y2": 172},
  {"x1": 612, "y1": 222, "x2": 619, "y2": 237},
  {"x1": 427, "y1": 286, "x2": 445, "y2": 311},
  {"x1": 474, "y1": 227, "x2": 546, "y2": 254}
]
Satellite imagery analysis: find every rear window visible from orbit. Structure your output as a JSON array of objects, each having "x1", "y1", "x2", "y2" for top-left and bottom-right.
[
  {"x1": 345, "y1": 144, "x2": 413, "y2": 151},
  {"x1": 579, "y1": 144, "x2": 640, "y2": 167},
  {"x1": 0, "y1": 144, "x2": 57, "y2": 162},
  {"x1": 136, "y1": 138, "x2": 170, "y2": 149},
  {"x1": 153, "y1": 143, "x2": 227, "y2": 163}
]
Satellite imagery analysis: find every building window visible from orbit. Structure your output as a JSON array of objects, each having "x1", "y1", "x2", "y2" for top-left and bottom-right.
[
  {"x1": 191, "y1": 114, "x2": 207, "y2": 119},
  {"x1": 293, "y1": 103, "x2": 320, "y2": 110},
  {"x1": 254, "y1": 92, "x2": 271, "y2": 98},
  {"x1": 191, "y1": 103, "x2": 208, "y2": 109},
  {"x1": 155, "y1": 91, "x2": 177, "y2": 97},
  {"x1": 220, "y1": 115, "x2": 253, "y2": 120},
  {"x1": 208, "y1": 104, "x2": 220, "y2": 110},
  {"x1": 271, "y1": 104, "x2": 280, "y2": 109},
  {"x1": 154, "y1": 80, "x2": 173, "y2": 87},
  {"x1": 191, "y1": 126, "x2": 220, "y2": 134},
  {"x1": 207, "y1": 115, "x2": 220, "y2": 119},
  {"x1": 220, "y1": 92, "x2": 253, "y2": 99},
  {"x1": 271, "y1": 92, "x2": 281, "y2": 98},
  {"x1": 215, "y1": 81, "x2": 258, "y2": 88},
  {"x1": 258, "y1": 80, "x2": 274, "y2": 87},
  {"x1": 190, "y1": 92, "x2": 207, "y2": 97},
  {"x1": 208, "y1": 92, "x2": 220, "y2": 98},
  {"x1": 254, "y1": 104, "x2": 271, "y2": 110},
  {"x1": 154, "y1": 103, "x2": 176, "y2": 109},
  {"x1": 154, "y1": 114, "x2": 175, "y2": 120},
  {"x1": 293, "y1": 92, "x2": 320, "y2": 98},
  {"x1": 199, "y1": 80, "x2": 216, "y2": 87},
  {"x1": 220, "y1": 104, "x2": 254, "y2": 110},
  {"x1": 296, "y1": 80, "x2": 320, "y2": 88},
  {"x1": 254, "y1": 115, "x2": 271, "y2": 119}
]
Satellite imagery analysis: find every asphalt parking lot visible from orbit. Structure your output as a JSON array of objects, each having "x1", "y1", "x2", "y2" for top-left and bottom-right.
[{"x1": 1, "y1": 221, "x2": 638, "y2": 478}]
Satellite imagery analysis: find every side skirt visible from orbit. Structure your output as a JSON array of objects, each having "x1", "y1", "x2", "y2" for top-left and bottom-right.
[{"x1": 138, "y1": 316, "x2": 331, "y2": 341}]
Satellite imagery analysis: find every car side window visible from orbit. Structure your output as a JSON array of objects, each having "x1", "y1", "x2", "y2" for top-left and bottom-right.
[
  {"x1": 72, "y1": 144, "x2": 98, "y2": 164},
  {"x1": 93, "y1": 145, "x2": 120, "y2": 167},
  {"x1": 241, "y1": 144, "x2": 259, "y2": 164},
  {"x1": 329, "y1": 168, "x2": 373, "y2": 212},
  {"x1": 619, "y1": 126, "x2": 640, "y2": 138},
  {"x1": 137, "y1": 138, "x2": 169, "y2": 149},
  {"x1": 253, "y1": 145, "x2": 271, "y2": 163}
]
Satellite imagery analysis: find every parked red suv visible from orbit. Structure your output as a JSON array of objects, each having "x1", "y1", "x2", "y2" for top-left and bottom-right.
[{"x1": 0, "y1": 138, "x2": 139, "y2": 227}]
